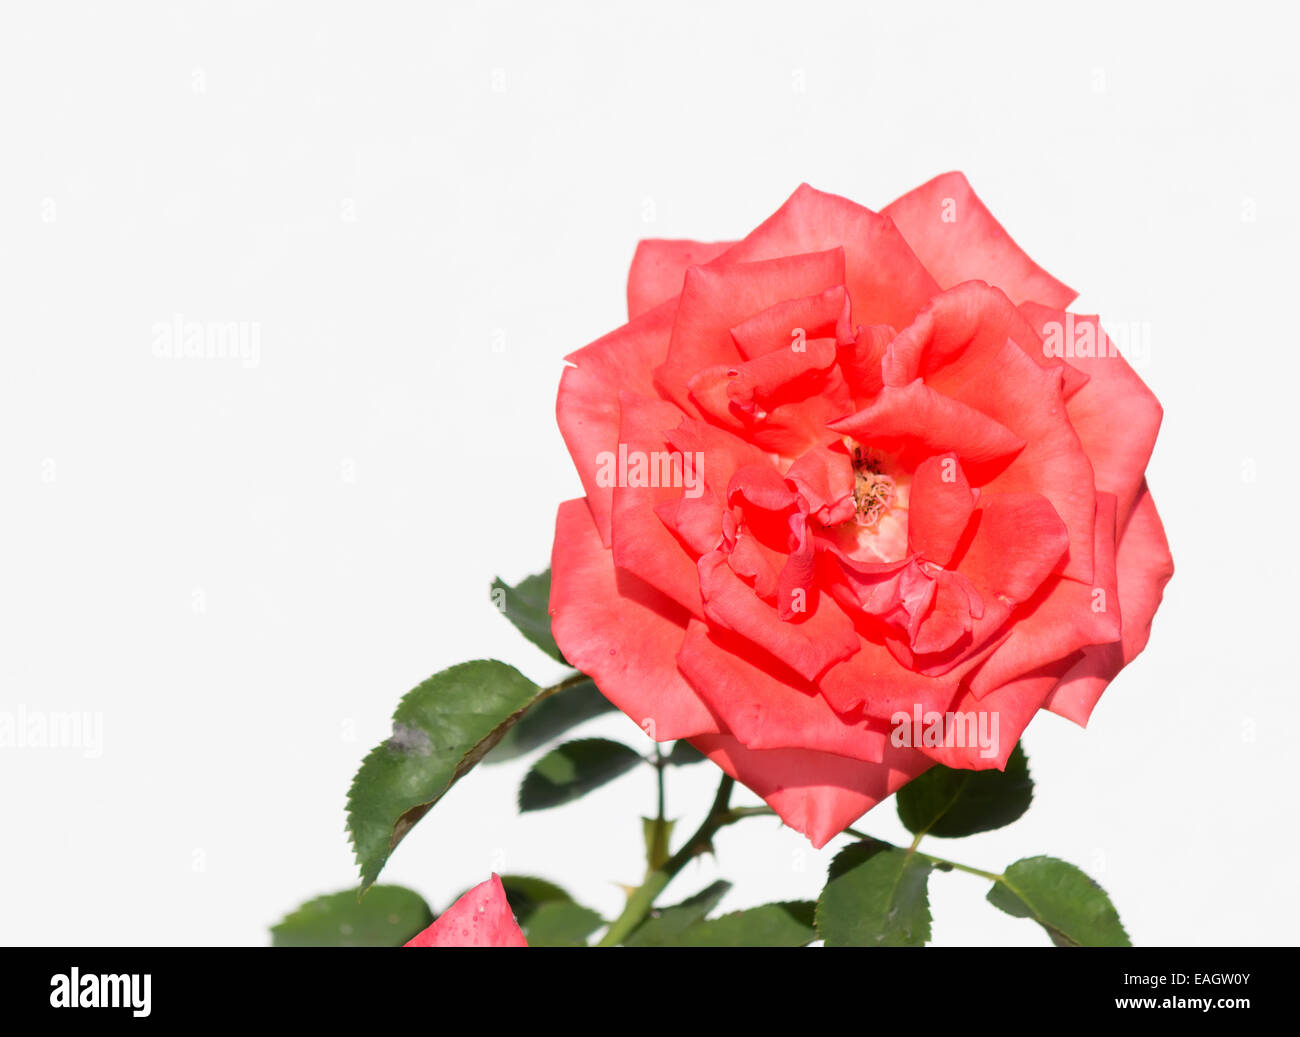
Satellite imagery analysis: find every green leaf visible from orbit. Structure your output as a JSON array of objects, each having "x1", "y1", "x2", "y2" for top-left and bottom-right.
[
  {"x1": 494, "y1": 875, "x2": 603, "y2": 946},
  {"x1": 987, "y1": 856, "x2": 1130, "y2": 947},
  {"x1": 666, "y1": 739, "x2": 706, "y2": 766},
  {"x1": 674, "y1": 901, "x2": 816, "y2": 947},
  {"x1": 522, "y1": 902, "x2": 605, "y2": 947},
  {"x1": 518, "y1": 737, "x2": 644, "y2": 812},
  {"x1": 496, "y1": 875, "x2": 572, "y2": 918},
  {"x1": 485, "y1": 678, "x2": 613, "y2": 763},
  {"x1": 623, "y1": 880, "x2": 732, "y2": 947},
  {"x1": 896, "y1": 743, "x2": 1033, "y2": 839},
  {"x1": 347, "y1": 660, "x2": 545, "y2": 891},
  {"x1": 815, "y1": 839, "x2": 933, "y2": 947},
  {"x1": 491, "y1": 569, "x2": 565, "y2": 663},
  {"x1": 270, "y1": 885, "x2": 433, "y2": 947}
]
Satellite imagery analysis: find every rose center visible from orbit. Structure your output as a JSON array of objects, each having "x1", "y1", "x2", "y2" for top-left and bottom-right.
[{"x1": 851, "y1": 446, "x2": 896, "y2": 527}]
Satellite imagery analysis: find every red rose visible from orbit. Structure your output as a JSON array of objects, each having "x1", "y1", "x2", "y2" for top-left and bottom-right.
[
  {"x1": 549, "y1": 174, "x2": 1172, "y2": 848},
  {"x1": 404, "y1": 874, "x2": 528, "y2": 947}
]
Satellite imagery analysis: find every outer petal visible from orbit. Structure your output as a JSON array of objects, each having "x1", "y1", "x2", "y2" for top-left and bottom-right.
[
  {"x1": 967, "y1": 492, "x2": 1122, "y2": 698},
  {"x1": 627, "y1": 238, "x2": 735, "y2": 319},
  {"x1": 714, "y1": 183, "x2": 940, "y2": 331},
  {"x1": 1020, "y1": 302, "x2": 1164, "y2": 527},
  {"x1": 610, "y1": 393, "x2": 708, "y2": 618},
  {"x1": 557, "y1": 301, "x2": 676, "y2": 546},
  {"x1": 404, "y1": 875, "x2": 528, "y2": 947},
  {"x1": 883, "y1": 171, "x2": 1077, "y2": 309},
  {"x1": 688, "y1": 734, "x2": 932, "y2": 849},
  {"x1": 550, "y1": 498, "x2": 720, "y2": 740},
  {"x1": 1044, "y1": 484, "x2": 1175, "y2": 724},
  {"x1": 913, "y1": 665, "x2": 1066, "y2": 771},
  {"x1": 677, "y1": 621, "x2": 888, "y2": 763}
]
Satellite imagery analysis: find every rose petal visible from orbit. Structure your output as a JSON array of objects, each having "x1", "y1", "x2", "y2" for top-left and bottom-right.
[
  {"x1": 835, "y1": 323, "x2": 896, "y2": 407},
  {"x1": 557, "y1": 300, "x2": 676, "y2": 546},
  {"x1": 716, "y1": 183, "x2": 940, "y2": 330},
  {"x1": 655, "y1": 491, "x2": 725, "y2": 557},
  {"x1": 550, "y1": 498, "x2": 720, "y2": 740},
  {"x1": 883, "y1": 282, "x2": 1097, "y2": 582},
  {"x1": 784, "y1": 444, "x2": 855, "y2": 524},
  {"x1": 913, "y1": 664, "x2": 1067, "y2": 771},
  {"x1": 1044, "y1": 483, "x2": 1174, "y2": 724},
  {"x1": 882, "y1": 171, "x2": 1077, "y2": 309},
  {"x1": 627, "y1": 238, "x2": 734, "y2": 319},
  {"x1": 655, "y1": 248, "x2": 846, "y2": 416},
  {"x1": 729, "y1": 285, "x2": 853, "y2": 360},
  {"x1": 968, "y1": 492, "x2": 1122, "y2": 698},
  {"x1": 831, "y1": 378, "x2": 1025, "y2": 477},
  {"x1": 907, "y1": 453, "x2": 979, "y2": 567},
  {"x1": 893, "y1": 492, "x2": 1068, "y2": 677},
  {"x1": 609, "y1": 393, "x2": 709, "y2": 617},
  {"x1": 677, "y1": 620, "x2": 888, "y2": 763},
  {"x1": 956, "y1": 492, "x2": 1070, "y2": 607},
  {"x1": 697, "y1": 548, "x2": 860, "y2": 681},
  {"x1": 817, "y1": 631, "x2": 967, "y2": 721},
  {"x1": 404, "y1": 875, "x2": 528, "y2": 947},
  {"x1": 1020, "y1": 302, "x2": 1164, "y2": 528},
  {"x1": 688, "y1": 734, "x2": 932, "y2": 849}
]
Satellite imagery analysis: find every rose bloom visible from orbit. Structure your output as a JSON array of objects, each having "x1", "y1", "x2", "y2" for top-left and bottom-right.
[{"x1": 549, "y1": 174, "x2": 1172, "y2": 848}]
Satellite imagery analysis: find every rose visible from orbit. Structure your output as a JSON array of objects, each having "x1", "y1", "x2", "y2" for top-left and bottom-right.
[
  {"x1": 405, "y1": 874, "x2": 528, "y2": 947},
  {"x1": 549, "y1": 174, "x2": 1173, "y2": 848}
]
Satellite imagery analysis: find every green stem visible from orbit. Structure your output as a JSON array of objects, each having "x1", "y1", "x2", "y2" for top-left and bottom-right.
[
  {"x1": 643, "y1": 744, "x2": 670, "y2": 872},
  {"x1": 654, "y1": 744, "x2": 666, "y2": 827},
  {"x1": 843, "y1": 828, "x2": 1004, "y2": 884},
  {"x1": 599, "y1": 775, "x2": 739, "y2": 946},
  {"x1": 535, "y1": 670, "x2": 595, "y2": 701},
  {"x1": 914, "y1": 851, "x2": 1004, "y2": 883},
  {"x1": 724, "y1": 805, "x2": 775, "y2": 820},
  {"x1": 559, "y1": 671, "x2": 592, "y2": 692}
]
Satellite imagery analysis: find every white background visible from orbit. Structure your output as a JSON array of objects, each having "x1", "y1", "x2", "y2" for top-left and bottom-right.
[{"x1": 2, "y1": 0, "x2": 1296, "y2": 946}]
